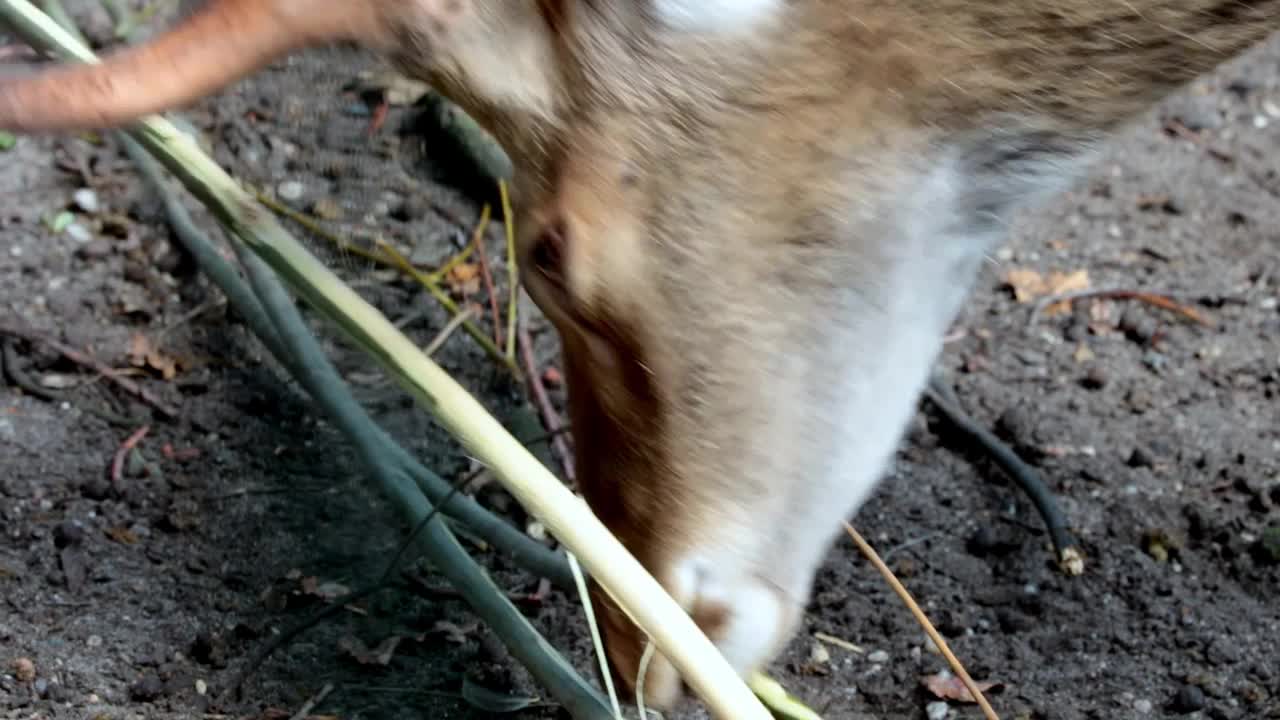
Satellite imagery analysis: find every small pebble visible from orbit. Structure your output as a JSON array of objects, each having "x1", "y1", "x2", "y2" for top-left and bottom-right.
[
  {"x1": 86, "y1": 635, "x2": 103, "y2": 648},
  {"x1": 81, "y1": 477, "x2": 112, "y2": 501},
  {"x1": 76, "y1": 239, "x2": 113, "y2": 260},
  {"x1": 1171, "y1": 685, "x2": 1207, "y2": 714},
  {"x1": 64, "y1": 223, "x2": 92, "y2": 244},
  {"x1": 277, "y1": 180, "x2": 306, "y2": 202},
  {"x1": 128, "y1": 674, "x2": 164, "y2": 702},
  {"x1": 1251, "y1": 526, "x2": 1280, "y2": 566},
  {"x1": 1134, "y1": 698, "x2": 1154, "y2": 714},
  {"x1": 1080, "y1": 366, "x2": 1108, "y2": 390},
  {"x1": 53, "y1": 520, "x2": 85, "y2": 549},
  {"x1": 1128, "y1": 446, "x2": 1156, "y2": 469},
  {"x1": 11, "y1": 657, "x2": 36, "y2": 682},
  {"x1": 926, "y1": 700, "x2": 951, "y2": 720},
  {"x1": 526, "y1": 521, "x2": 547, "y2": 542},
  {"x1": 867, "y1": 649, "x2": 889, "y2": 664},
  {"x1": 72, "y1": 188, "x2": 100, "y2": 214}
]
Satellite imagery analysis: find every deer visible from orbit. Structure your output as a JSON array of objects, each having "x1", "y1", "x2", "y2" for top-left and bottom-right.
[{"x1": 2, "y1": 0, "x2": 1277, "y2": 713}]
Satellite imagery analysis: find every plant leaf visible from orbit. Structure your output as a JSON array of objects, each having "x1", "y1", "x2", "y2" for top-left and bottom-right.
[{"x1": 461, "y1": 677, "x2": 540, "y2": 714}]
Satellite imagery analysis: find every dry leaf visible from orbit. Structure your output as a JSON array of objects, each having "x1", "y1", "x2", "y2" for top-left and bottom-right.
[
  {"x1": 447, "y1": 262, "x2": 482, "y2": 296},
  {"x1": 1003, "y1": 267, "x2": 1090, "y2": 311},
  {"x1": 337, "y1": 634, "x2": 402, "y2": 666},
  {"x1": 298, "y1": 576, "x2": 350, "y2": 601},
  {"x1": 126, "y1": 332, "x2": 181, "y2": 380},
  {"x1": 105, "y1": 527, "x2": 139, "y2": 545},
  {"x1": 127, "y1": 333, "x2": 152, "y2": 367},
  {"x1": 313, "y1": 581, "x2": 350, "y2": 601},
  {"x1": 922, "y1": 671, "x2": 1003, "y2": 703},
  {"x1": 1003, "y1": 268, "x2": 1046, "y2": 303},
  {"x1": 432, "y1": 620, "x2": 478, "y2": 644},
  {"x1": 794, "y1": 640, "x2": 833, "y2": 676},
  {"x1": 1042, "y1": 269, "x2": 1091, "y2": 316}
]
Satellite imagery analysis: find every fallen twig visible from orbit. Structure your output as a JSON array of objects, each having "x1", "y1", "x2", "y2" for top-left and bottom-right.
[
  {"x1": 1029, "y1": 287, "x2": 1214, "y2": 327},
  {"x1": 221, "y1": 582, "x2": 391, "y2": 703},
  {"x1": 288, "y1": 683, "x2": 334, "y2": 720},
  {"x1": 375, "y1": 238, "x2": 519, "y2": 376},
  {"x1": 469, "y1": 204, "x2": 504, "y2": 346},
  {"x1": 257, "y1": 190, "x2": 516, "y2": 374},
  {"x1": 223, "y1": 466, "x2": 485, "y2": 703},
  {"x1": 109, "y1": 424, "x2": 149, "y2": 490},
  {"x1": 843, "y1": 522, "x2": 1000, "y2": 720},
  {"x1": 0, "y1": 323, "x2": 180, "y2": 419},
  {"x1": 1, "y1": 338, "x2": 61, "y2": 401},
  {"x1": 924, "y1": 373, "x2": 1084, "y2": 576},
  {"x1": 518, "y1": 313, "x2": 574, "y2": 481},
  {"x1": 423, "y1": 303, "x2": 481, "y2": 357}
]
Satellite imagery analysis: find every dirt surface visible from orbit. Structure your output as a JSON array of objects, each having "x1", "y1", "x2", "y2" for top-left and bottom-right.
[{"x1": 2, "y1": 5, "x2": 1278, "y2": 720}]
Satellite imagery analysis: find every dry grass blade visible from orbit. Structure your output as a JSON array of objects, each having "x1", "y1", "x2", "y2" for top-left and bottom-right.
[
  {"x1": 842, "y1": 521, "x2": 1000, "y2": 720},
  {"x1": 500, "y1": 179, "x2": 518, "y2": 360},
  {"x1": 374, "y1": 237, "x2": 518, "y2": 376},
  {"x1": 256, "y1": 188, "x2": 517, "y2": 375},
  {"x1": 254, "y1": 189, "x2": 395, "y2": 268}
]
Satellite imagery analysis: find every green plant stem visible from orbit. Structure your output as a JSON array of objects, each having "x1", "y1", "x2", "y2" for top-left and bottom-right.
[{"x1": 119, "y1": 134, "x2": 573, "y2": 590}]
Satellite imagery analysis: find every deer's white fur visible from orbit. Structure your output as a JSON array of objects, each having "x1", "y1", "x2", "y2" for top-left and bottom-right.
[{"x1": 651, "y1": 0, "x2": 784, "y2": 32}]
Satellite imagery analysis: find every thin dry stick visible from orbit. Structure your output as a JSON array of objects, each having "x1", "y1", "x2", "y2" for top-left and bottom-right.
[
  {"x1": 110, "y1": 424, "x2": 150, "y2": 489},
  {"x1": 469, "y1": 204, "x2": 503, "y2": 346},
  {"x1": 569, "y1": 551, "x2": 623, "y2": 720},
  {"x1": 423, "y1": 304, "x2": 481, "y2": 357},
  {"x1": 842, "y1": 521, "x2": 1000, "y2": 720},
  {"x1": 288, "y1": 683, "x2": 334, "y2": 720},
  {"x1": 500, "y1": 179, "x2": 518, "y2": 361},
  {"x1": 0, "y1": 323, "x2": 179, "y2": 419},
  {"x1": 427, "y1": 241, "x2": 477, "y2": 284},
  {"x1": 374, "y1": 239, "x2": 518, "y2": 375},
  {"x1": 1029, "y1": 287, "x2": 1214, "y2": 327},
  {"x1": 259, "y1": 191, "x2": 512, "y2": 373},
  {"x1": 254, "y1": 190, "x2": 395, "y2": 268},
  {"x1": 635, "y1": 641, "x2": 657, "y2": 719},
  {"x1": 517, "y1": 315, "x2": 574, "y2": 481}
]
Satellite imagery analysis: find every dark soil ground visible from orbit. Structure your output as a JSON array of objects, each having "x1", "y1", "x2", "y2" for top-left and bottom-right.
[{"x1": 2, "y1": 5, "x2": 1278, "y2": 720}]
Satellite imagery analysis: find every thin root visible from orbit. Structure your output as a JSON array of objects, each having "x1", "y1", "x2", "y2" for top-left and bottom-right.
[
  {"x1": 1030, "y1": 287, "x2": 1214, "y2": 327},
  {"x1": 843, "y1": 522, "x2": 1000, "y2": 720}
]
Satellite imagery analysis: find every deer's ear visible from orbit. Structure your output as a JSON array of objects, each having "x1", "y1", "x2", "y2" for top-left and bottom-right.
[{"x1": 650, "y1": 0, "x2": 782, "y2": 32}]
